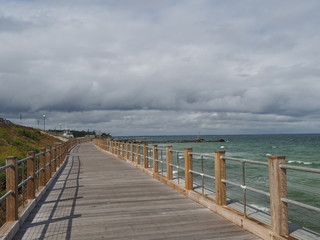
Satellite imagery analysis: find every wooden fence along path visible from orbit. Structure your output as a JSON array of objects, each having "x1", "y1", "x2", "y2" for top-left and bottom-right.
[
  {"x1": 10, "y1": 142, "x2": 259, "y2": 240},
  {"x1": 0, "y1": 139, "x2": 88, "y2": 239},
  {"x1": 93, "y1": 140, "x2": 320, "y2": 240}
]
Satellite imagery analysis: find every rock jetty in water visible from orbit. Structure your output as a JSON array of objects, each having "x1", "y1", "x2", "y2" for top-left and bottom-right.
[{"x1": 116, "y1": 138, "x2": 227, "y2": 144}]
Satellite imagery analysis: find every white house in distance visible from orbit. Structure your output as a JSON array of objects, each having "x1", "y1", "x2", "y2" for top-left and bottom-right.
[{"x1": 62, "y1": 130, "x2": 74, "y2": 138}]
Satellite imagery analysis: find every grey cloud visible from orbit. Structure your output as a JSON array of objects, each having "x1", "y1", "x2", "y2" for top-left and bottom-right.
[{"x1": 1, "y1": 0, "x2": 320, "y2": 135}]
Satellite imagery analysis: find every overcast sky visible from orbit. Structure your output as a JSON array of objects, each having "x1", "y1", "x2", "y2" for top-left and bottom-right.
[{"x1": 1, "y1": 0, "x2": 320, "y2": 136}]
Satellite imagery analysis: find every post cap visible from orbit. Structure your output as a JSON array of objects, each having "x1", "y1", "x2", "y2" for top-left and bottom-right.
[{"x1": 268, "y1": 155, "x2": 286, "y2": 160}]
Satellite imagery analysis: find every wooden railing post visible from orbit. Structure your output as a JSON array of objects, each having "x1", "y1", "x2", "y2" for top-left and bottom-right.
[
  {"x1": 27, "y1": 151, "x2": 36, "y2": 200},
  {"x1": 63, "y1": 143, "x2": 67, "y2": 161},
  {"x1": 39, "y1": 148, "x2": 46, "y2": 186},
  {"x1": 268, "y1": 155, "x2": 288, "y2": 237},
  {"x1": 126, "y1": 143, "x2": 129, "y2": 160},
  {"x1": 166, "y1": 146, "x2": 173, "y2": 180},
  {"x1": 143, "y1": 144, "x2": 148, "y2": 168},
  {"x1": 116, "y1": 142, "x2": 119, "y2": 155},
  {"x1": 54, "y1": 143, "x2": 61, "y2": 168},
  {"x1": 117, "y1": 142, "x2": 121, "y2": 156},
  {"x1": 214, "y1": 151, "x2": 226, "y2": 206},
  {"x1": 153, "y1": 145, "x2": 158, "y2": 174},
  {"x1": 136, "y1": 144, "x2": 141, "y2": 164},
  {"x1": 46, "y1": 148, "x2": 52, "y2": 180},
  {"x1": 111, "y1": 141, "x2": 114, "y2": 154},
  {"x1": 55, "y1": 145, "x2": 58, "y2": 171},
  {"x1": 6, "y1": 156, "x2": 18, "y2": 221},
  {"x1": 122, "y1": 143, "x2": 125, "y2": 158},
  {"x1": 59, "y1": 143, "x2": 62, "y2": 167},
  {"x1": 184, "y1": 148, "x2": 193, "y2": 190},
  {"x1": 131, "y1": 143, "x2": 135, "y2": 162},
  {"x1": 51, "y1": 146, "x2": 56, "y2": 174}
]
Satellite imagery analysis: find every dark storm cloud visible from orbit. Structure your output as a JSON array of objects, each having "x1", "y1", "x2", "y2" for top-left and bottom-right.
[{"x1": 1, "y1": 0, "x2": 320, "y2": 135}]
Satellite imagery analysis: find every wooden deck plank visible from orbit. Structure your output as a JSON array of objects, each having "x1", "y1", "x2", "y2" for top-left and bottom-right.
[{"x1": 14, "y1": 142, "x2": 260, "y2": 240}]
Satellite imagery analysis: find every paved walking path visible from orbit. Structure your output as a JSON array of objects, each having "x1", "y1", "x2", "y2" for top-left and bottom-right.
[{"x1": 14, "y1": 142, "x2": 260, "y2": 239}]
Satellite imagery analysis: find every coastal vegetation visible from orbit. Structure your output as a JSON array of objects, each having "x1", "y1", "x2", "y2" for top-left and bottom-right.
[
  {"x1": 48, "y1": 129, "x2": 112, "y2": 138},
  {"x1": 0, "y1": 122, "x2": 63, "y2": 197},
  {"x1": 0, "y1": 123, "x2": 112, "y2": 196}
]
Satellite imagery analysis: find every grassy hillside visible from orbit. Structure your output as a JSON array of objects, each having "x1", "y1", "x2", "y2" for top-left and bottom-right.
[
  {"x1": 0, "y1": 123, "x2": 66, "y2": 225},
  {"x1": 1, "y1": 122, "x2": 64, "y2": 199},
  {"x1": 0, "y1": 122, "x2": 63, "y2": 166}
]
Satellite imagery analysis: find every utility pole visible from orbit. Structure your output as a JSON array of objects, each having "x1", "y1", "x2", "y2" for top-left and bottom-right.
[{"x1": 43, "y1": 115, "x2": 46, "y2": 130}]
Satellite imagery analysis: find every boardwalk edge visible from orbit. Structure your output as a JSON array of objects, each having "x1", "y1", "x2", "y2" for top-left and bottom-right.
[
  {"x1": 95, "y1": 144, "x2": 289, "y2": 240},
  {"x1": 0, "y1": 153, "x2": 71, "y2": 240}
]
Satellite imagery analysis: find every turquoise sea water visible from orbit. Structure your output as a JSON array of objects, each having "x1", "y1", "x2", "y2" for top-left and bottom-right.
[
  {"x1": 123, "y1": 134, "x2": 320, "y2": 233},
  {"x1": 141, "y1": 134, "x2": 320, "y2": 166}
]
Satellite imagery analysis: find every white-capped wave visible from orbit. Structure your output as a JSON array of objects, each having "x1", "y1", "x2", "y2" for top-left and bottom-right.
[
  {"x1": 288, "y1": 160, "x2": 312, "y2": 165},
  {"x1": 250, "y1": 204, "x2": 270, "y2": 213}
]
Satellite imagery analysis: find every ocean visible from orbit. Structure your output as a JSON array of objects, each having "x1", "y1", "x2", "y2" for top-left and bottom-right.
[{"x1": 122, "y1": 134, "x2": 320, "y2": 233}]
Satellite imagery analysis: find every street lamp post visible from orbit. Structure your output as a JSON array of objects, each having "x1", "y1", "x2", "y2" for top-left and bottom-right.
[{"x1": 43, "y1": 115, "x2": 46, "y2": 130}]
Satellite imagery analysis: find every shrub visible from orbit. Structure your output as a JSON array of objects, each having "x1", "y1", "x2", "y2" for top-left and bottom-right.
[{"x1": 15, "y1": 129, "x2": 40, "y2": 141}]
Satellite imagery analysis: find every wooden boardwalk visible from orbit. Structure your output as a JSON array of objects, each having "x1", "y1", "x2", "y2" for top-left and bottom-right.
[{"x1": 14, "y1": 142, "x2": 260, "y2": 240}]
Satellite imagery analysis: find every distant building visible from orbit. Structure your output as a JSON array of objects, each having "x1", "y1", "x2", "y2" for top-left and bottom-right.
[{"x1": 62, "y1": 130, "x2": 74, "y2": 138}]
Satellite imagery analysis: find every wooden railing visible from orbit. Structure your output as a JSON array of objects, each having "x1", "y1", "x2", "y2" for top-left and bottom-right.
[
  {"x1": 94, "y1": 139, "x2": 320, "y2": 240},
  {"x1": 0, "y1": 138, "x2": 90, "y2": 238}
]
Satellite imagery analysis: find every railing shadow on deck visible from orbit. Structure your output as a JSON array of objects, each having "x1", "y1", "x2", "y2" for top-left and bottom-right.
[
  {"x1": 0, "y1": 138, "x2": 90, "y2": 239},
  {"x1": 14, "y1": 153, "x2": 83, "y2": 240}
]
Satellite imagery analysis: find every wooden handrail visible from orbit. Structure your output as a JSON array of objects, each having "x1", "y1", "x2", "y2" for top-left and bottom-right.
[
  {"x1": 92, "y1": 139, "x2": 319, "y2": 240},
  {"x1": 0, "y1": 138, "x2": 89, "y2": 228}
]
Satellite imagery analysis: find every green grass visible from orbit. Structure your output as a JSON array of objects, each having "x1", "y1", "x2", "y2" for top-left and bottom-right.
[
  {"x1": 0, "y1": 123, "x2": 63, "y2": 197},
  {"x1": 14, "y1": 128, "x2": 40, "y2": 141}
]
